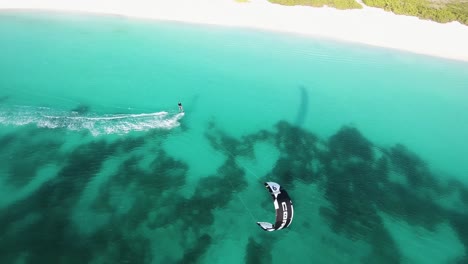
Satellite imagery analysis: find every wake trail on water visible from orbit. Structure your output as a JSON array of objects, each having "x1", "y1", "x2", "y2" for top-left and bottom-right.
[{"x1": 0, "y1": 105, "x2": 185, "y2": 136}]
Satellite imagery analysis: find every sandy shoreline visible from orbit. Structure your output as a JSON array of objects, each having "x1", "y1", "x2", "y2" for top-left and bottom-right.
[{"x1": 1, "y1": 0, "x2": 468, "y2": 62}]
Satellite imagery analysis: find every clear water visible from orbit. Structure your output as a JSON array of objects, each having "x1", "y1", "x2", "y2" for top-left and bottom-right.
[{"x1": 1, "y1": 11, "x2": 468, "y2": 264}]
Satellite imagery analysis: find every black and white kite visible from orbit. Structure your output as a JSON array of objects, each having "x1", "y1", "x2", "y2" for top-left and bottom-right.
[{"x1": 257, "y1": 182, "x2": 294, "y2": 231}]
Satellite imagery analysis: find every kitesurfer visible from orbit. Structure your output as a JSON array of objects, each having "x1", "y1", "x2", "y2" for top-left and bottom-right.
[{"x1": 178, "y1": 102, "x2": 184, "y2": 112}]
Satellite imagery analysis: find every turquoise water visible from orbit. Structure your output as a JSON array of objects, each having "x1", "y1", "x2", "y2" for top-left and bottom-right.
[{"x1": 1, "y1": 11, "x2": 468, "y2": 263}]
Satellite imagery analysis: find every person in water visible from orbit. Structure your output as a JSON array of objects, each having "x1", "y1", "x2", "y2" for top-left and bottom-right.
[{"x1": 178, "y1": 102, "x2": 184, "y2": 112}]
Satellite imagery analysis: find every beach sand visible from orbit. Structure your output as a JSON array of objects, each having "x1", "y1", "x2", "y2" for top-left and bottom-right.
[{"x1": 1, "y1": 0, "x2": 468, "y2": 62}]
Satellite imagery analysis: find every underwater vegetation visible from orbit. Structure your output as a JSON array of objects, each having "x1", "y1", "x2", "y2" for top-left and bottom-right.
[
  {"x1": 245, "y1": 236, "x2": 272, "y2": 264},
  {"x1": 71, "y1": 104, "x2": 90, "y2": 115},
  {"x1": 0, "y1": 119, "x2": 467, "y2": 263},
  {"x1": 0, "y1": 95, "x2": 9, "y2": 103}
]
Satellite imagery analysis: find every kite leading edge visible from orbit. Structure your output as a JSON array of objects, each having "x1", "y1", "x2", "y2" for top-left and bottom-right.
[{"x1": 257, "y1": 182, "x2": 294, "y2": 231}]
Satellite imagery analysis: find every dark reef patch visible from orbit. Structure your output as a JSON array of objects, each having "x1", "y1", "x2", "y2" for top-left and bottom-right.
[
  {"x1": 389, "y1": 144, "x2": 440, "y2": 190},
  {"x1": 460, "y1": 185, "x2": 468, "y2": 206},
  {"x1": 377, "y1": 182, "x2": 446, "y2": 231},
  {"x1": 270, "y1": 121, "x2": 318, "y2": 184},
  {"x1": 361, "y1": 225, "x2": 402, "y2": 264},
  {"x1": 449, "y1": 212, "x2": 468, "y2": 260},
  {"x1": 1, "y1": 118, "x2": 467, "y2": 263},
  {"x1": 147, "y1": 155, "x2": 248, "y2": 233},
  {"x1": 71, "y1": 104, "x2": 90, "y2": 114},
  {"x1": 245, "y1": 237, "x2": 272, "y2": 264},
  {"x1": 176, "y1": 234, "x2": 212, "y2": 264},
  {"x1": 328, "y1": 126, "x2": 374, "y2": 162},
  {"x1": 0, "y1": 134, "x2": 152, "y2": 264},
  {"x1": 0, "y1": 128, "x2": 64, "y2": 187},
  {"x1": 0, "y1": 133, "x2": 15, "y2": 148},
  {"x1": 206, "y1": 120, "x2": 467, "y2": 262}
]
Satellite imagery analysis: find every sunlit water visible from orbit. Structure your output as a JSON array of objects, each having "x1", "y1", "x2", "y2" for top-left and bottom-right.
[{"x1": 1, "y1": 11, "x2": 468, "y2": 264}]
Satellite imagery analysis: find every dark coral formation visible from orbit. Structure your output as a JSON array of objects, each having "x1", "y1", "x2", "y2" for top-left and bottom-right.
[
  {"x1": 71, "y1": 104, "x2": 90, "y2": 115},
  {"x1": 245, "y1": 237, "x2": 272, "y2": 264},
  {"x1": 177, "y1": 234, "x2": 212, "y2": 264},
  {"x1": 0, "y1": 128, "x2": 64, "y2": 187},
  {"x1": 205, "y1": 121, "x2": 468, "y2": 262},
  {"x1": 0, "y1": 118, "x2": 467, "y2": 263}
]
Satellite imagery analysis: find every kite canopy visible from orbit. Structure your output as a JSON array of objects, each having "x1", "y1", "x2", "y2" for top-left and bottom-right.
[{"x1": 257, "y1": 182, "x2": 294, "y2": 231}]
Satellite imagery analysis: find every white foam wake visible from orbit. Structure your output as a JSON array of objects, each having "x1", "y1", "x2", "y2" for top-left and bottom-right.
[{"x1": 0, "y1": 105, "x2": 185, "y2": 136}]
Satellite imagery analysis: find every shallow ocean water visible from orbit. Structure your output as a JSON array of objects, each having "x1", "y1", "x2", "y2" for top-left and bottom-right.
[{"x1": 1, "y1": 11, "x2": 468, "y2": 264}]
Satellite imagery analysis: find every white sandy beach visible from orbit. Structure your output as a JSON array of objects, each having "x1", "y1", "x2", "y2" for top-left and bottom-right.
[{"x1": 1, "y1": 0, "x2": 468, "y2": 62}]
